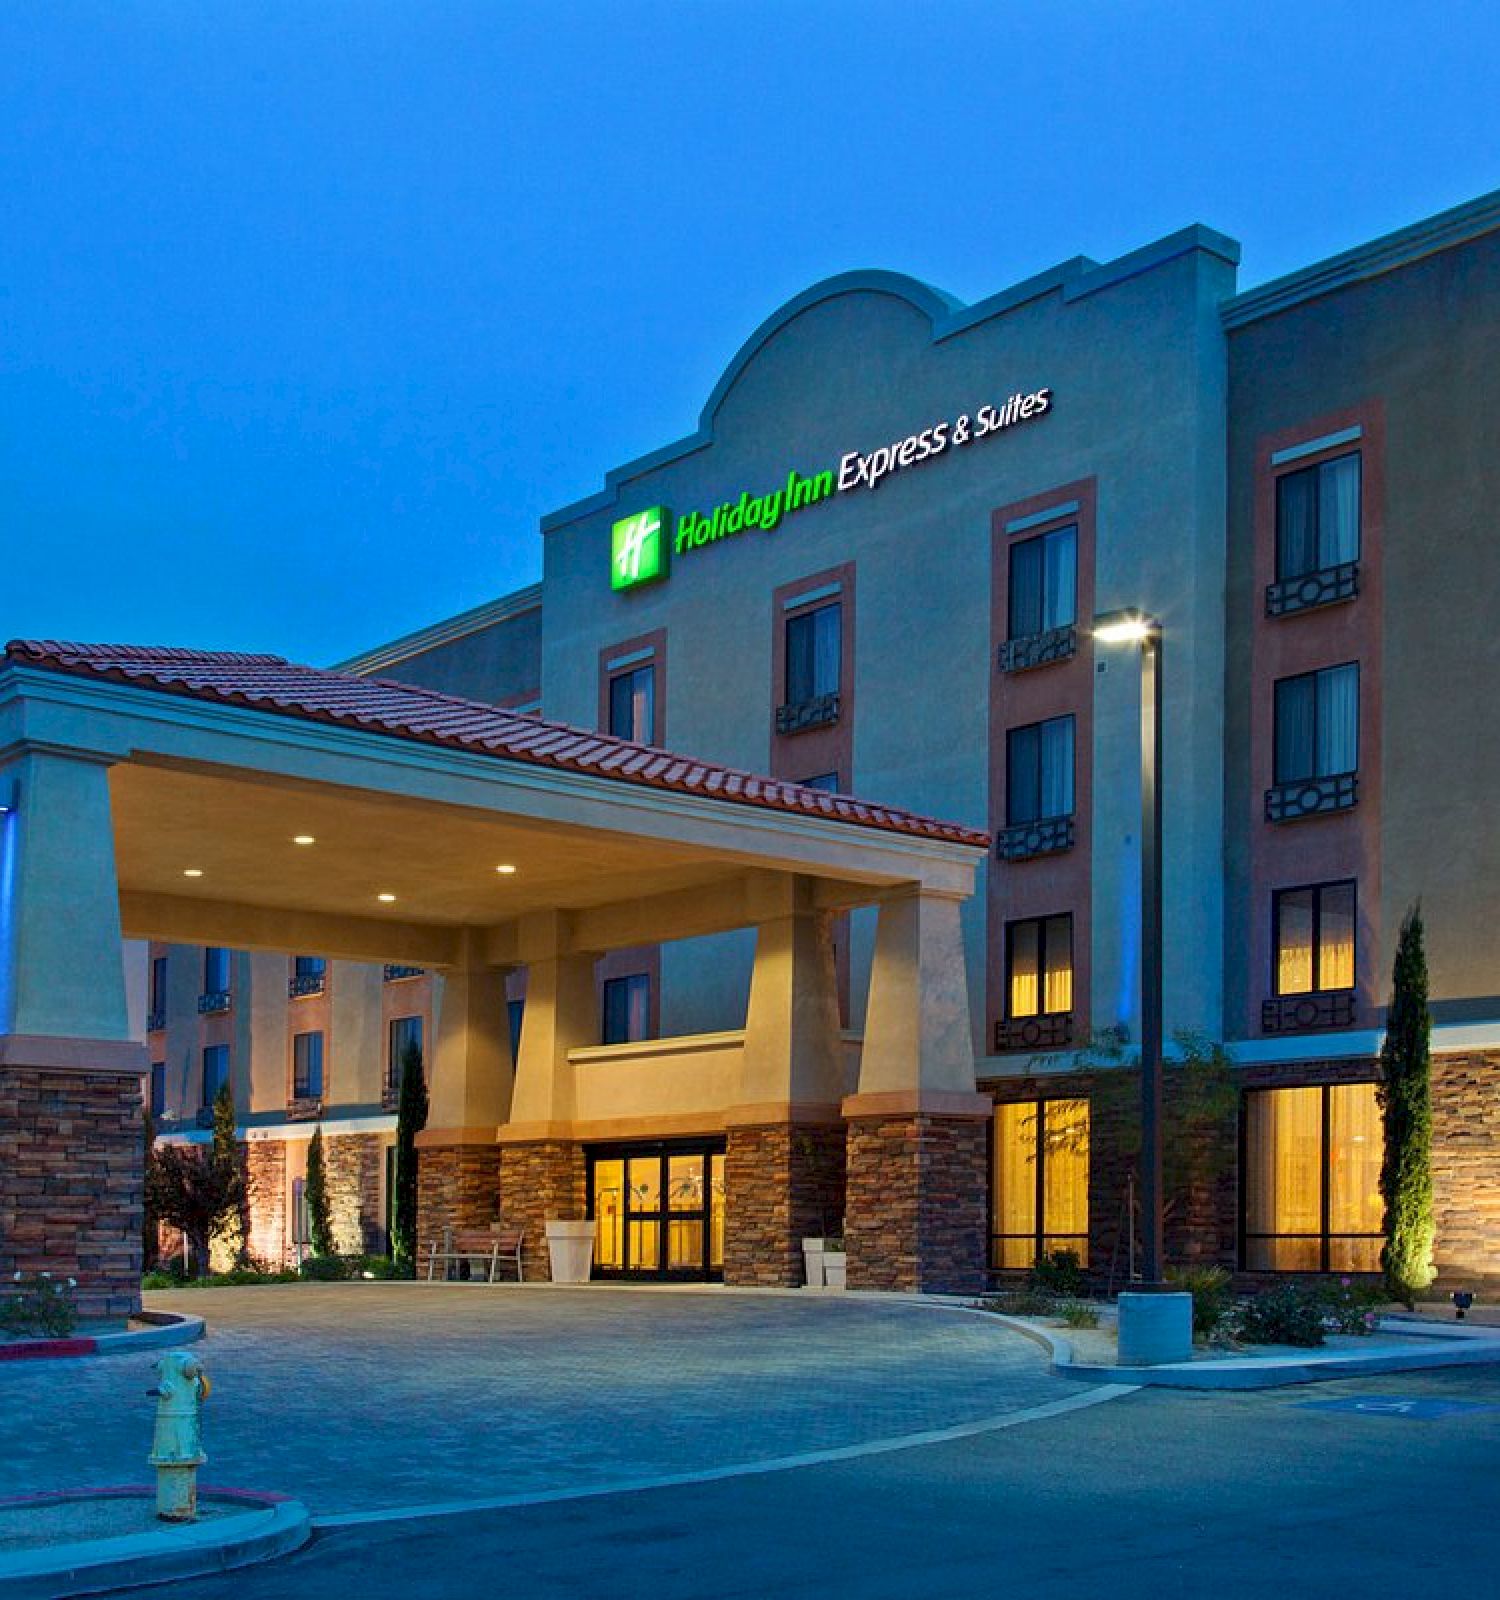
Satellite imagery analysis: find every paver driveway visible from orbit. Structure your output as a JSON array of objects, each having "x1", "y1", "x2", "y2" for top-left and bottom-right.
[{"x1": 0, "y1": 1284, "x2": 1062, "y2": 1516}]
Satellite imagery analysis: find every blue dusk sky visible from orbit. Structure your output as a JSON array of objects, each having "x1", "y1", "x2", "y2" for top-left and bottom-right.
[{"x1": 3, "y1": 2, "x2": 1497, "y2": 664}]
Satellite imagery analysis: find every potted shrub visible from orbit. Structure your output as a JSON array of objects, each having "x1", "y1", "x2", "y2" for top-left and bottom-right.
[
  {"x1": 803, "y1": 1232, "x2": 847, "y2": 1288},
  {"x1": 544, "y1": 1217, "x2": 597, "y2": 1284}
]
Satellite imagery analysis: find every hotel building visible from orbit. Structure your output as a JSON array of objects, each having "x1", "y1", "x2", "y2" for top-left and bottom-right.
[{"x1": 5, "y1": 187, "x2": 1500, "y2": 1309}]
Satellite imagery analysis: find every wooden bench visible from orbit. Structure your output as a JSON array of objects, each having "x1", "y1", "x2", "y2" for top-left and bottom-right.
[{"x1": 426, "y1": 1225, "x2": 525, "y2": 1284}]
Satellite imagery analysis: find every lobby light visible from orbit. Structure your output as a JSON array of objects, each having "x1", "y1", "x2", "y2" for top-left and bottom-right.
[
  {"x1": 495, "y1": 863, "x2": 517, "y2": 875},
  {"x1": 376, "y1": 892, "x2": 397, "y2": 903},
  {"x1": 293, "y1": 835, "x2": 316, "y2": 846},
  {"x1": 183, "y1": 868, "x2": 204, "y2": 879}
]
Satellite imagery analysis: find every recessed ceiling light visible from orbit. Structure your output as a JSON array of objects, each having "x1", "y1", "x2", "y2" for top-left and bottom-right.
[
  {"x1": 293, "y1": 835, "x2": 316, "y2": 846},
  {"x1": 183, "y1": 868, "x2": 204, "y2": 878},
  {"x1": 376, "y1": 892, "x2": 397, "y2": 903},
  {"x1": 495, "y1": 863, "x2": 518, "y2": 875}
]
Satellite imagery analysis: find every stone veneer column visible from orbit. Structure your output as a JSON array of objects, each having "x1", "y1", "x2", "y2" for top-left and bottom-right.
[
  {"x1": 325, "y1": 1132, "x2": 390, "y2": 1255},
  {"x1": 497, "y1": 1141, "x2": 585, "y2": 1281},
  {"x1": 416, "y1": 1143, "x2": 504, "y2": 1262},
  {"x1": 244, "y1": 1139, "x2": 288, "y2": 1267},
  {"x1": 724, "y1": 1120, "x2": 846, "y2": 1286},
  {"x1": 843, "y1": 1100, "x2": 990, "y2": 1294}
]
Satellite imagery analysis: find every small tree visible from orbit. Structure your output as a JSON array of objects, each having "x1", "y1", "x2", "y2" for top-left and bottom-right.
[
  {"x1": 305, "y1": 1124, "x2": 335, "y2": 1257},
  {"x1": 147, "y1": 1145, "x2": 239, "y2": 1277},
  {"x1": 391, "y1": 1040, "x2": 429, "y2": 1276},
  {"x1": 1378, "y1": 905, "x2": 1436, "y2": 1307},
  {"x1": 210, "y1": 1081, "x2": 248, "y2": 1265}
]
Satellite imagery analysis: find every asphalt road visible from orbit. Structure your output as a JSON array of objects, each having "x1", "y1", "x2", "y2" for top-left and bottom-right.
[{"x1": 149, "y1": 1362, "x2": 1500, "y2": 1599}]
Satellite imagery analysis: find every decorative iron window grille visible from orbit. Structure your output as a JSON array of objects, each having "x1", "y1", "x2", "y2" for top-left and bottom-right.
[
  {"x1": 286, "y1": 1096, "x2": 324, "y2": 1122},
  {"x1": 288, "y1": 973, "x2": 326, "y2": 999},
  {"x1": 775, "y1": 692, "x2": 841, "y2": 736},
  {"x1": 197, "y1": 990, "x2": 231, "y2": 1016},
  {"x1": 995, "y1": 815, "x2": 1075, "y2": 862},
  {"x1": 381, "y1": 1080, "x2": 402, "y2": 1111},
  {"x1": 1265, "y1": 772, "x2": 1358, "y2": 823},
  {"x1": 383, "y1": 965, "x2": 425, "y2": 983},
  {"x1": 994, "y1": 1012, "x2": 1074, "y2": 1053},
  {"x1": 1261, "y1": 991, "x2": 1356, "y2": 1033},
  {"x1": 1266, "y1": 560, "x2": 1360, "y2": 618},
  {"x1": 997, "y1": 625, "x2": 1077, "y2": 675}
]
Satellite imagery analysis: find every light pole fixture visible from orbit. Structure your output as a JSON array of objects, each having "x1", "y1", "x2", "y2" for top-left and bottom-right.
[{"x1": 1094, "y1": 609, "x2": 1165, "y2": 1289}]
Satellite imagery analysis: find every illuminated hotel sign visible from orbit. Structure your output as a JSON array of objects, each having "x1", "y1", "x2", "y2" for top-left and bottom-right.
[{"x1": 611, "y1": 387, "x2": 1052, "y2": 591}]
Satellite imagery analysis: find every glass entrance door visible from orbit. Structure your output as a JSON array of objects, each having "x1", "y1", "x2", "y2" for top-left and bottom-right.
[{"x1": 588, "y1": 1140, "x2": 726, "y2": 1281}]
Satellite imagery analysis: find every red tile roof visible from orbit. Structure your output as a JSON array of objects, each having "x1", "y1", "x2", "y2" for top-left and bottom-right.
[{"x1": 3, "y1": 640, "x2": 990, "y2": 849}]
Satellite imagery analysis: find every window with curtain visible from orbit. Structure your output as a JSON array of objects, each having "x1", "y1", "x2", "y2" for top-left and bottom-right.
[
  {"x1": 608, "y1": 663, "x2": 656, "y2": 745},
  {"x1": 1006, "y1": 716, "x2": 1075, "y2": 825},
  {"x1": 784, "y1": 601, "x2": 841, "y2": 705},
  {"x1": 991, "y1": 1098, "x2": 1090, "y2": 1269},
  {"x1": 201, "y1": 1044, "x2": 229, "y2": 1109},
  {"x1": 602, "y1": 973, "x2": 651, "y2": 1045},
  {"x1": 1005, "y1": 914, "x2": 1073, "y2": 1020},
  {"x1": 1275, "y1": 452, "x2": 1361, "y2": 580},
  {"x1": 1243, "y1": 1083, "x2": 1383, "y2": 1271},
  {"x1": 1275, "y1": 882, "x2": 1356, "y2": 996},
  {"x1": 387, "y1": 1015, "x2": 424, "y2": 1095},
  {"x1": 1274, "y1": 663, "x2": 1359, "y2": 783},
  {"x1": 1007, "y1": 525, "x2": 1077, "y2": 639},
  {"x1": 293, "y1": 1030, "x2": 325, "y2": 1099},
  {"x1": 203, "y1": 947, "x2": 231, "y2": 994}
]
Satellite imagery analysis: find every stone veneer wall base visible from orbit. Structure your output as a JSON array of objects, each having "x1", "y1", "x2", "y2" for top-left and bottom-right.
[
  {"x1": 497, "y1": 1142, "x2": 585, "y2": 1282},
  {"x1": 724, "y1": 1122, "x2": 846, "y2": 1287},
  {"x1": 416, "y1": 1145, "x2": 504, "y2": 1269}
]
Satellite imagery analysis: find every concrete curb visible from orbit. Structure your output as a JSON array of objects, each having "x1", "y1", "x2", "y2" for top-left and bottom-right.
[
  {"x1": 0, "y1": 1312, "x2": 204, "y2": 1366},
  {"x1": 977, "y1": 1311, "x2": 1500, "y2": 1390},
  {"x1": 0, "y1": 1486, "x2": 309, "y2": 1597}
]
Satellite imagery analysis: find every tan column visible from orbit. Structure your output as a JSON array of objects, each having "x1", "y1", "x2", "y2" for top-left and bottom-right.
[{"x1": 844, "y1": 887, "x2": 990, "y2": 1295}]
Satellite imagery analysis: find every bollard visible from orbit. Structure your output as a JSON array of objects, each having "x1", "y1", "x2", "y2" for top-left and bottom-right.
[{"x1": 146, "y1": 1350, "x2": 211, "y2": 1522}]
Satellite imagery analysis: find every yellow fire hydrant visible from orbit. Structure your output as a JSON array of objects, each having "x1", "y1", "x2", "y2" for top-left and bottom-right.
[{"x1": 147, "y1": 1350, "x2": 211, "y2": 1522}]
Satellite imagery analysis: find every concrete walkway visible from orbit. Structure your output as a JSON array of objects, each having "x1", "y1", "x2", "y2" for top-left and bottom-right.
[{"x1": 0, "y1": 1284, "x2": 1079, "y2": 1519}]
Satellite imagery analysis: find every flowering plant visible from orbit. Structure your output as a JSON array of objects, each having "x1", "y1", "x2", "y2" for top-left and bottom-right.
[{"x1": 0, "y1": 1271, "x2": 80, "y2": 1339}]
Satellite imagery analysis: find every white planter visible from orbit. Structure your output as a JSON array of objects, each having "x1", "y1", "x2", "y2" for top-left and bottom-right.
[
  {"x1": 823, "y1": 1253, "x2": 848, "y2": 1290},
  {"x1": 802, "y1": 1238, "x2": 827, "y2": 1287},
  {"x1": 544, "y1": 1220, "x2": 598, "y2": 1284}
]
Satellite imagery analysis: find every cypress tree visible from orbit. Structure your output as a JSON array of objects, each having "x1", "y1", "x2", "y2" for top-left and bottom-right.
[
  {"x1": 305, "y1": 1124, "x2": 335, "y2": 1257},
  {"x1": 391, "y1": 1040, "x2": 429, "y2": 1276},
  {"x1": 1378, "y1": 905, "x2": 1436, "y2": 1307},
  {"x1": 209, "y1": 1081, "x2": 247, "y2": 1265}
]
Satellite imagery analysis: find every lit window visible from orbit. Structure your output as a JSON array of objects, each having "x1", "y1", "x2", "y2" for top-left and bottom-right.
[
  {"x1": 1274, "y1": 663, "x2": 1359, "y2": 783},
  {"x1": 1005, "y1": 915, "x2": 1073, "y2": 1020},
  {"x1": 1275, "y1": 882, "x2": 1356, "y2": 996},
  {"x1": 1006, "y1": 716, "x2": 1075, "y2": 825},
  {"x1": 293, "y1": 1031, "x2": 325, "y2": 1100},
  {"x1": 1008, "y1": 525, "x2": 1077, "y2": 639},
  {"x1": 992, "y1": 1098, "x2": 1090, "y2": 1270},
  {"x1": 1276, "y1": 452, "x2": 1360, "y2": 580},
  {"x1": 201, "y1": 1044, "x2": 230, "y2": 1109},
  {"x1": 785, "y1": 602, "x2": 841, "y2": 705},
  {"x1": 1243, "y1": 1083, "x2": 1383, "y2": 1271},
  {"x1": 608, "y1": 663, "x2": 656, "y2": 745},
  {"x1": 602, "y1": 974, "x2": 651, "y2": 1045}
]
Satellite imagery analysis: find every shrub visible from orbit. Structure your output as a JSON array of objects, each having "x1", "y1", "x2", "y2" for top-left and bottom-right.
[
  {"x1": 1166, "y1": 1263, "x2": 1234, "y2": 1338},
  {"x1": 142, "y1": 1270, "x2": 184, "y2": 1291},
  {"x1": 1, "y1": 1272, "x2": 79, "y2": 1339},
  {"x1": 350, "y1": 1255, "x2": 399, "y2": 1280},
  {"x1": 1056, "y1": 1298, "x2": 1100, "y2": 1329},
  {"x1": 1319, "y1": 1276, "x2": 1385, "y2": 1336},
  {"x1": 1234, "y1": 1283, "x2": 1326, "y2": 1347},
  {"x1": 979, "y1": 1289, "x2": 1058, "y2": 1316},
  {"x1": 1029, "y1": 1249, "x2": 1086, "y2": 1297},
  {"x1": 299, "y1": 1254, "x2": 352, "y2": 1282}
]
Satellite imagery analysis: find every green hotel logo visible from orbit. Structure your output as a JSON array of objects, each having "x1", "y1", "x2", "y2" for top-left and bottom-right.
[{"x1": 611, "y1": 506, "x2": 670, "y2": 591}]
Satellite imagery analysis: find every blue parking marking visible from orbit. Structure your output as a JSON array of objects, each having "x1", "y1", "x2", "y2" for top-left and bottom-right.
[{"x1": 1297, "y1": 1397, "x2": 1499, "y2": 1420}]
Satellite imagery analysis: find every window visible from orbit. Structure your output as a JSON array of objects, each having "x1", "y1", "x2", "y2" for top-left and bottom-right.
[
  {"x1": 149, "y1": 1062, "x2": 166, "y2": 1119},
  {"x1": 203, "y1": 947, "x2": 231, "y2": 994},
  {"x1": 1006, "y1": 716, "x2": 1075, "y2": 825},
  {"x1": 201, "y1": 1044, "x2": 229, "y2": 1109},
  {"x1": 1008, "y1": 525, "x2": 1077, "y2": 639},
  {"x1": 602, "y1": 974, "x2": 651, "y2": 1046},
  {"x1": 608, "y1": 663, "x2": 656, "y2": 745},
  {"x1": 992, "y1": 1098, "x2": 1090, "y2": 1270},
  {"x1": 800, "y1": 772, "x2": 841, "y2": 793},
  {"x1": 149, "y1": 957, "x2": 167, "y2": 1022},
  {"x1": 1276, "y1": 452, "x2": 1360, "y2": 580},
  {"x1": 785, "y1": 602, "x2": 841, "y2": 705},
  {"x1": 388, "y1": 1015, "x2": 424, "y2": 1096},
  {"x1": 293, "y1": 1031, "x2": 325, "y2": 1100},
  {"x1": 293, "y1": 955, "x2": 326, "y2": 980},
  {"x1": 507, "y1": 998, "x2": 525, "y2": 1064},
  {"x1": 1005, "y1": 915, "x2": 1073, "y2": 1019},
  {"x1": 1275, "y1": 882, "x2": 1355, "y2": 996},
  {"x1": 1243, "y1": 1083, "x2": 1383, "y2": 1271},
  {"x1": 1274, "y1": 663, "x2": 1358, "y2": 783}
]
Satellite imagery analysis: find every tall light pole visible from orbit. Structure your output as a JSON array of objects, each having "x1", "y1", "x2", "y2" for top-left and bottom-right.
[{"x1": 1094, "y1": 610, "x2": 1164, "y2": 1289}]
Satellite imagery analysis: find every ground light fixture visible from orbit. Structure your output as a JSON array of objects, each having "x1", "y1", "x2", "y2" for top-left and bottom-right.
[
  {"x1": 1092, "y1": 608, "x2": 1190, "y2": 1366},
  {"x1": 1452, "y1": 1290, "x2": 1475, "y2": 1320}
]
